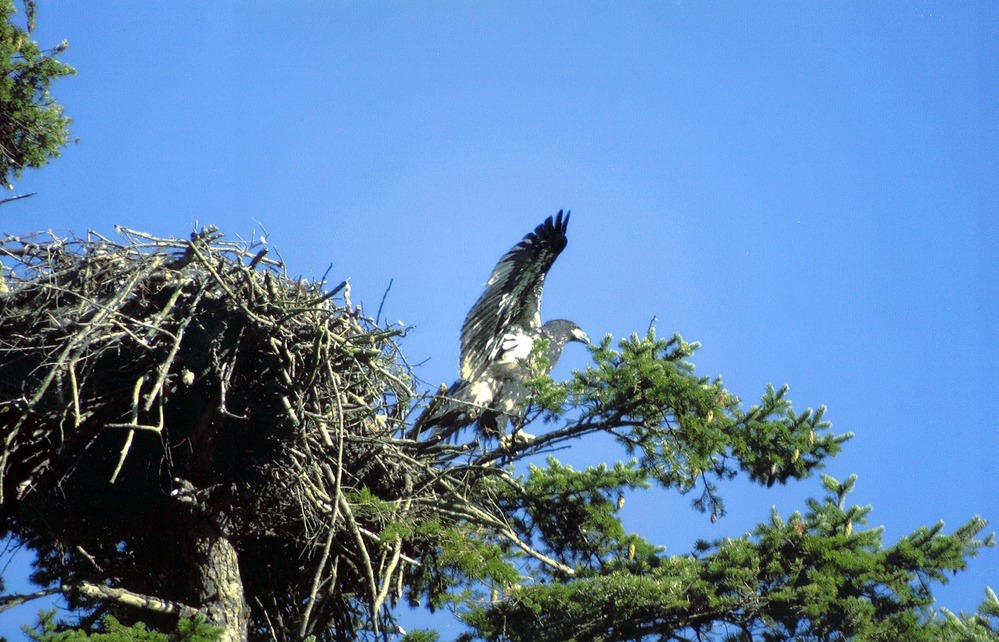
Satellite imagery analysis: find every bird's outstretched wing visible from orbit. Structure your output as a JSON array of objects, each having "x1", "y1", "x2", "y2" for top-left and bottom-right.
[{"x1": 460, "y1": 211, "x2": 570, "y2": 381}]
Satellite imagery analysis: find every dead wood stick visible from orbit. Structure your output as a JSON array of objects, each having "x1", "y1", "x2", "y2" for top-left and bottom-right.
[
  {"x1": 143, "y1": 289, "x2": 204, "y2": 413},
  {"x1": 74, "y1": 580, "x2": 200, "y2": 618},
  {"x1": 110, "y1": 376, "x2": 146, "y2": 483},
  {"x1": 67, "y1": 358, "x2": 82, "y2": 427},
  {"x1": 115, "y1": 226, "x2": 194, "y2": 245},
  {"x1": 336, "y1": 492, "x2": 380, "y2": 636},
  {"x1": 0, "y1": 582, "x2": 198, "y2": 619},
  {"x1": 299, "y1": 520, "x2": 336, "y2": 640},
  {"x1": 279, "y1": 396, "x2": 301, "y2": 427},
  {"x1": 372, "y1": 535, "x2": 404, "y2": 618},
  {"x1": 0, "y1": 193, "x2": 36, "y2": 207},
  {"x1": 144, "y1": 281, "x2": 190, "y2": 340}
]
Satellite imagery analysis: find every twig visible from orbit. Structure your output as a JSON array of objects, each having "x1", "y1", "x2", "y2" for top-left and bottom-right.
[
  {"x1": 375, "y1": 278, "x2": 392, "y2": 326},
  {"x1": 76, "y1": 545, "x2": 104, "y2": 572},
  {"x1": 372, "y1": 518, "x2": 406, "y2": 616},
  {"x1": 67, "y1": 358, "x2": 81, "y2": 427},
  {"x1": 298, "y1": 523, "x2": 335, "y2": 639},
  {"x1": 110, "y1": 376, "x2": 146, "y2": 483},
  {"x1": 0, "y1": 193, "x2": 36, "y2": 207},
  {"x1": 0, "y1": 587, "x2": 62, "y2": 613},
  {"x1": 336, "y1": 492, "x2": 380, "y2": 633}
]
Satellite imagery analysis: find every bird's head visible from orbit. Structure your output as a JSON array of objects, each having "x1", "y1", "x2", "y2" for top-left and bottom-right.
[{"x1": 542, "y1": 319, "x2": 590, "y2": 346}]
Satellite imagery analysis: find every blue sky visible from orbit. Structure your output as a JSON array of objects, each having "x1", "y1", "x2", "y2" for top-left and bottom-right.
[{"x1": 2, "y1": 2, "x2": 997, "y2": 638}]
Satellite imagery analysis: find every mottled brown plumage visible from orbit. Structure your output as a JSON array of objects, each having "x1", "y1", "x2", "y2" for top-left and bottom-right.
[{"x1": 416, "y1": 212, "x2": 588, "y2": 442}]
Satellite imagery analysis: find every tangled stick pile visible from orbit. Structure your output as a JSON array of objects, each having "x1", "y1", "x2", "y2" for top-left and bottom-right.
[{"x1": 0, "y1": 227, "x2": 428, "y2": 637}]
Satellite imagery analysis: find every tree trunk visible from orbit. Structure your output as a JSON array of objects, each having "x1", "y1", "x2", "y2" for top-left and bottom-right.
[{"x1": 187, "y1": 526, "x2": 249, "y2": 642}]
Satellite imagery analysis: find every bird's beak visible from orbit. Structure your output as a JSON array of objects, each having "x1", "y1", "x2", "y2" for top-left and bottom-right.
[{"x1": 574, "y1": 329, "x2": 591, "y2": 345}]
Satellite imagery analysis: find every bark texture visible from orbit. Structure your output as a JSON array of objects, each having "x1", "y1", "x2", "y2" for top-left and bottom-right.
[{"x1": 188, "y1": 526, "x2": 249, "y2": 642}]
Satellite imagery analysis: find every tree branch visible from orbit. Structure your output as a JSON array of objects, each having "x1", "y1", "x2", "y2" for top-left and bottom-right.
[
  {"x1": 0, "y1": 587, "x2": 62, "y2": 614},
  {"x1": 73, "y1": 581, "x2": 201, "y2": 618},
  {"x1": 0, "y1": 582, "x2": 199, "y2": 619}
]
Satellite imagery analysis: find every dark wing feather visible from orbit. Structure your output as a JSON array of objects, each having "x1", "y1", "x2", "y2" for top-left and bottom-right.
[{"x1": 460, "y1": 211, "x2": 570, "y2": 381}]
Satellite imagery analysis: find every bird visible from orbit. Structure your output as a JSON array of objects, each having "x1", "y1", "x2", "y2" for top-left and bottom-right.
[{"x1": 415, "y1": 211, "x2": 589, "y2": 444}]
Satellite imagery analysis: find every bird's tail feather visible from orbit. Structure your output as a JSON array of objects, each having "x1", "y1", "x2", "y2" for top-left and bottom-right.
[{"x1": 412, "y1": 379, "x2": 483, "y2": 443}]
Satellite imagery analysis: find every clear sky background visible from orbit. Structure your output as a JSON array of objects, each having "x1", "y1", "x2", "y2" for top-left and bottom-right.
[{"x1": 2, "y1": 2, "x2": 997, "y2": 639}]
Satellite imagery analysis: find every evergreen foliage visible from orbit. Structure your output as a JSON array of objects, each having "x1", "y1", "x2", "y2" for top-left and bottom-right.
[
  {"x1": 23, "y1": 611, "x2": 220, "y2": 642},
  {"x1": 0, "y1": 0, "x2": 75, "y2": 188},
  {"x1": 938, "y1": 588, "x2": 999, "y2": 641},
  {"x1": 461, "y1": 473, "x2": 993, "y2": 641}
]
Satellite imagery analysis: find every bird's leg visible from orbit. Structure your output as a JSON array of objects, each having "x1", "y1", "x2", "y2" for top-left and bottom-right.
[{"x1": 498, "y1": 415, "x2": 536, "y2": 449}]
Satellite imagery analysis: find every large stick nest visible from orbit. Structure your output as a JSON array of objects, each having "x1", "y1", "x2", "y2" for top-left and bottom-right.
[{"x1": 0, "y1": 227, "x2": 426, "y2": 637}]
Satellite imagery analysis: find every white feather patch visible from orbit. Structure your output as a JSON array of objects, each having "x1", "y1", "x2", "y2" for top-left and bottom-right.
[{"x1": 469, "y1": 379, "x2": 495, "y2": 406}]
